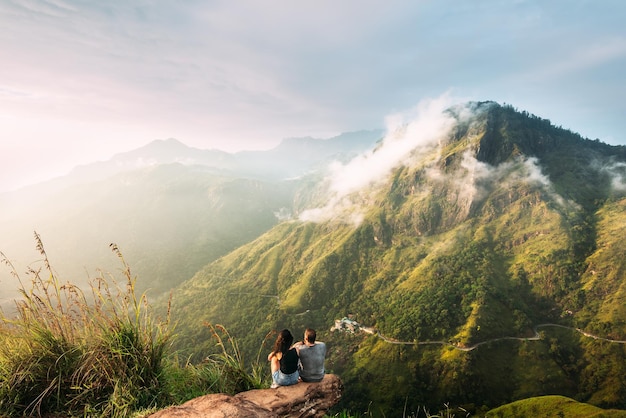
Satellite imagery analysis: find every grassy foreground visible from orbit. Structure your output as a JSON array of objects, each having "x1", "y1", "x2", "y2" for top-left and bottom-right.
[{"x1": 0, "y1": 234, "x2": 266, "y2": 417}]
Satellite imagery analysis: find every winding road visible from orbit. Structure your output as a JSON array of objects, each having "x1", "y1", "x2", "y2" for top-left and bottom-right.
[
  {"x1": 229, "y1": 290, "x2": 626, "y2": 352},
  {"x1": 364, "y1": 323, "x2": 626, "y2": 351}
]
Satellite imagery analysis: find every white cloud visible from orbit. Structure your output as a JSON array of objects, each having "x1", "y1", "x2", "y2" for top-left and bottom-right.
[
  {"x1": 333, "y1": 94, "x2": 457, "y2": 195},
  {"x1": 600, "y1": 161, "x2": 626, "y2": 192},
  {"x1": 298, "y1": 98, "x2": 574, "y2": 226},
  {"x1": 299, "y1": 94, "x2": 458, "y2": 224},
  {"x1": 520, "y1": 157, "x2": 552, "y2": 188},
  {"x1": 448, "y1": 153, "x2": 567, "y2": 208}
]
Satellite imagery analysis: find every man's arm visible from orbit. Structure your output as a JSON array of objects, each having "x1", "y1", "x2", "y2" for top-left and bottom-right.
[{"x1": 291, "y1": 341, "x2": 304, "y2": 353}]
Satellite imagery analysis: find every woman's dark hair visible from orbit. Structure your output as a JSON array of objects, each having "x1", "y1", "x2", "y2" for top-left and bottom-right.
[{"x1": 273, "y1": 329, "x2": 294, "y2": 354}]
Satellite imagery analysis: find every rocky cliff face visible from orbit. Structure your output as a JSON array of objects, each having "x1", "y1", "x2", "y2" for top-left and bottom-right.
[{"x1": 148, "y1": 374, "x2": 343, "y2": 418}]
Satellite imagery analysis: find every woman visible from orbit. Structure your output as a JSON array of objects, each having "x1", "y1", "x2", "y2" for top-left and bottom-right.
[{"x1": 267, "y1": 329, "x2": 299, "y2": 388}]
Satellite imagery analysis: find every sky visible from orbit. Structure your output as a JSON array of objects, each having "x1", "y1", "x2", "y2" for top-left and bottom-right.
[{"x1": 1, "y1": 0, "x2": 625, "y2": 192}]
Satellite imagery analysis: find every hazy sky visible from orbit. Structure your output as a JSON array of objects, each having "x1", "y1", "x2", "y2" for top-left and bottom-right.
[{"x1": 1, "y1": 0, "x2": 625, "y2": 192}]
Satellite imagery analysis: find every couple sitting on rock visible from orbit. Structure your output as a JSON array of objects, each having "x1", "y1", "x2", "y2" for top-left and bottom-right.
[{"x1": 267, "y1": 328, "x2": 326, "y2": 388}]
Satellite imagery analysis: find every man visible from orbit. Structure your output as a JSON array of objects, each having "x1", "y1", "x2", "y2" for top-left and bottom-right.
[{"x1": 294, "y1": 328, "x2": 326, "y2": 382}]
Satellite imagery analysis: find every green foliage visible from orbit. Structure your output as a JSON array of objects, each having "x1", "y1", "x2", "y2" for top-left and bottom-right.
[
  {"x1": 0, "y1": 235, "x2": 266, "y2": 417},
  {"x1": 579, "y1": 198, "x2": 626, "y2": 334},
  {"x1": 579, "y1": 342, "x2": 626, "y2": 408},
  {"x1": 201, "y1": 324, "x2": 268, "y2": 394},
  {"x1": 485, "y1": 395, "x2": 626, "y2": 417}
]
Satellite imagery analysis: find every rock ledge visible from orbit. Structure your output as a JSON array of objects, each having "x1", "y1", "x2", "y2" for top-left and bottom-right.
[{"x1": 149, "y1": 374, "x2": 343, "y2": 418}]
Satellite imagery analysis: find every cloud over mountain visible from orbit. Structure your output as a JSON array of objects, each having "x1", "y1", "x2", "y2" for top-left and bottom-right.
[{"x1": 300, "y1": 95, "x2": 461, "y2": 224}]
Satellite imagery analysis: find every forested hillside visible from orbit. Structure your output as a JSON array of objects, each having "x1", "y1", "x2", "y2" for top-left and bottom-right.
[{"x1": 164, "y1": 102, "x2": 626, "y2": 416}]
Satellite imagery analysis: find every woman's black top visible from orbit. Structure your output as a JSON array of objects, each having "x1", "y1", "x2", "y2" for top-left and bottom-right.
[{"x1": 279, "y1": 348, "x2": 299, "y2": 374}]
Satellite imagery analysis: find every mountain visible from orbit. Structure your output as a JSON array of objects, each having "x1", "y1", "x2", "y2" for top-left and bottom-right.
[
  {"x1": 234, "y1": 130, "x2": 384, "y2": 179},
  {"x1": 163, "y1": 102, "x2": 626, "y2": 416},
  {"x1": 0, "y1": 132, "x2": 382, "y2": 306},
  {"x1": 65, "y1": 138, "x2": 237, "y2": 185}
]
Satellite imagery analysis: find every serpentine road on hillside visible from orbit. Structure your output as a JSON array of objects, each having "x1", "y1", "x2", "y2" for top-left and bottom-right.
[
  {"x1": 226, "y1": 290, "x2": 626, "y2": 351},
  {"x1": 362, "y1": 323, "x2": 626, "y2": 351}
]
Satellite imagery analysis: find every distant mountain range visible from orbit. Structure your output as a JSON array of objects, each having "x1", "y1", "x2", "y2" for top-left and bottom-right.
[
  {"x1": 0, "y1": 130, "x2": 382, "y2": 304},
  {"x1": 9, "y1": 130, "x2": 384, "y2": 195}
]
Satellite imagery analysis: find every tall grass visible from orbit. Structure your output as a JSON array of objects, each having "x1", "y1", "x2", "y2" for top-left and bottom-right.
[
  {"x1": 201, "y1": 323, "x2": 270, "y2": 393},
  {"x1": 0, "y1": 234, "x2": 171, "y2": 417},
  {"x1": 0, "y1": 233, "x2": 271, "y2": 417}
]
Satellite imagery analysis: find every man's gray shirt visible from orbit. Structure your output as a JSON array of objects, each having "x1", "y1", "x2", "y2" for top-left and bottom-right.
[{"x1": 297, "y1": 342, "x2": 326, "y2": 382}]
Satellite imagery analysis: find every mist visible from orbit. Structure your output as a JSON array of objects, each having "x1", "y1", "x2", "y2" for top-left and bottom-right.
[
  {"x1": 599, "y1": 161, "x2": 626, "y2": 192},
  {"x1": 298, "y1": 94, "x2": 588, "y2": 226},
  {"x1": 299, "y1": 95, "x2": 461, "y2": 224}
]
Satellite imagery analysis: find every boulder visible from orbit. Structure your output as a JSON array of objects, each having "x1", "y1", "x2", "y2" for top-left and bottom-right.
[{"x1": 149, "y1": 374, "x2": 343, "y2": 418}]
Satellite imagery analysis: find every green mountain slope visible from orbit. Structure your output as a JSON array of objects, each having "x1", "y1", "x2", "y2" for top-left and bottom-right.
[{"x1": 165, "y1": 102, "x2": 626, "y2": 415}]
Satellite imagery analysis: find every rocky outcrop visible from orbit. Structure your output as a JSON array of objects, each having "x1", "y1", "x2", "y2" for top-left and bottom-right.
[{"x1": 149, "y1": 374, "x2": 343, "y2": 418}]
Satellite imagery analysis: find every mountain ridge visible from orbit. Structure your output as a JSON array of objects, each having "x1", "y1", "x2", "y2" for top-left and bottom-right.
[
  {"x1": 163, "y1": 101, "x2": 626, "y2": 415},
  {"x1": 0, "y1": 130, "x2": 383, "y2": 199}
]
